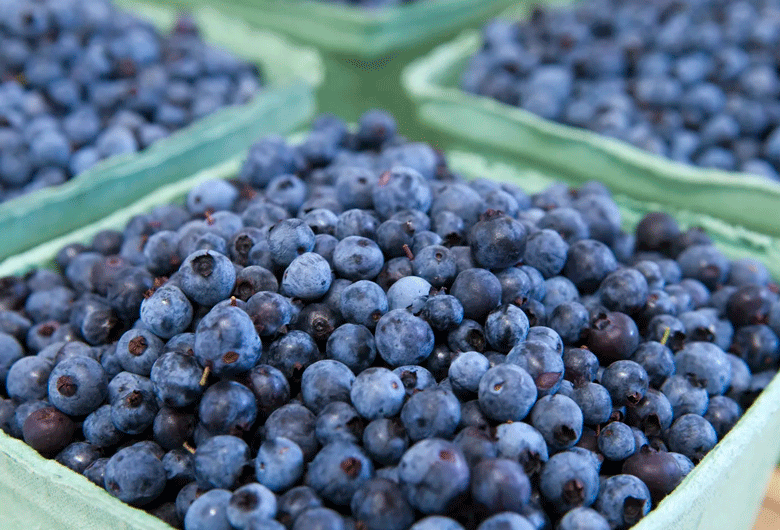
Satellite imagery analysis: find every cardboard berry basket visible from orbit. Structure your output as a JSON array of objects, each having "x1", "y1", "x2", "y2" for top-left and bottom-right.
[
  {"x1": 401, "y1": 7, "x2": 780, "y2": 240},
  {"x1": 0, "y1": 0, "x2": 322, "y2": 262},
  {"x1": 1, "y1": 145, "x2": 780, "y2": 530},
  {"x1": 145, "y1": 0, "x2": 517, "y2": 135}
]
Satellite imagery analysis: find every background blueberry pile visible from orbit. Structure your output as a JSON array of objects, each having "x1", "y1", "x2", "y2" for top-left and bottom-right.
[
  {"x1": 0, "y1": 0, "x2": 262, "y2": 202},
  {"x1": 1, "y1": 109, "x2": 780, "y2": 530},
  {"x1": 462, "y1": 0, "x2": 780, "y2": 181},
  {"x1": 314, "y1": 0, "x2": 418, "y2": 6}
]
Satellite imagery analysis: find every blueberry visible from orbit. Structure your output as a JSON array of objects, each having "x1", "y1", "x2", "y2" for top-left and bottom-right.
[
  {"x1": 539, "y1": 450, "x2": 599, "y2": 514},
  {"x1": 83, "y1": 404, "x2": 124, "y2": 448},
  {"x1": 56, "y1": 441, "x2": 101, "y2": 474},
  {"x1": 386, "y1": 275, "x2": 431, "y2": 311},
  {"x1": 339, "y1": 280, "x2": 387, "y2": 330},
  {"x1": 198, "y1": 380, "x2": 257, "y2": 436},
  {"x1": 194, "y1": 434, "x2": 250, "y2": 490},
  {"x1": 668, "y1": 413, "x2": 717, "y2": 463},
  {"x1": 571, "y1": 382, "x2": 612, "y2": 426},
  {"x1": 449, "y1": 351, "x2": 490, "y2": 395},
  {"x1": 422, "y1": 294, "x2": 464, "y2": 332},
  {"x1": 350, "y1": 367, "x2": 405, "y2": 420},
  {"x1": 48, "y1": 355, "x2": 107, "y2": 416},
  {"x1": 184, "y1": 489, "x2": 233, "y2": 530},
  {"x1": 246, "y1": 291, "x2": 294, "y2": 337},
  {"x1": 115, "y1": 328, "x2": 163, "y2": 376},
  {"x1": 476, "y1": 512, "x2": 535, "y2": 530},
  {"x1": 595, "y1": 474, "x2": 651, "y2": 528},
  {"x1": 372, "y1": 167, "x2": 432, "y2": 220},
  {"x1": 674, "y1": 341, "x2": 731, "y2": 395},
  {"x1": 291, "y1": 507, "x2": 345, "y2": 530},
  {"x1": 150, "y1": 351, "x2": 204, "y2": 408},
  {"x1": 332, "y1": 236, "x2": 384, "y2": 281},
  {"x1": 478, "y1": 363, "x2": 537, "y2": 422},
  {"x1": 194, "y1": 304, "x2": 261, "y2": 377},
  {"x1": 661, "y1": 374, "x2": 709, "y2": 419},
  {"x1": 363, "y1": 418, "x2": 409, "y2": 466},
  {"x1": 401, "y1": 388, "x2": 461, "y2": 441},
  {"x1": 557, "y1": 507, "x2": 610, "y2": 530},
  {"x1": 255, "y1": 437, "x2": 305, "y2": 493},
  {"x1": 301, "y1": 360, "x2": 355, "y2": 414},
  {"x1": 587, "y1": 312, "x2": 640, "y2": 363},
  {"x1": 179, "y1": 250, "x2": 236, "y2": 307},
  {"x1": 265, "y1": 403, "x2": 319, "y2": 461},
  {"x1": 484, "y1": 305, "x2": 530, "y2": 353},
  {"x1": 22, "y1": 406, "x2": 75, "y2": 458},
  {"x1": 350, "y1": 478, "x2": 415, "y2": 530},
  {"x1": 450, "y1": 268, "x2": 502, "y2": 321},
  {"x1": 601, "y1": 360, "x2": 649, "y2": 406},
  {"x1": 409, "y1": 517, "x2": 465, "y2": 530},
  {"x1": 104, "y1": 445, "x2": 166, "y2": 506},
  {"x1": 468, "y1": 211, "x2": 527, "y2": 270},
  {"x1": 375, "y1": 309, "x2": 434, "y2": 367},
  {"x1": 265, "y1": 330, "x2": 322, "y2": 381},
  {"x1": 564, "y1": 240, "x2": 618, "y2": 294},
  {"x1": 495, "y1": 421, "x2": 548, "y2": 475},
  {"x1": 226, "y1": 483, "x2": 277, "y2": 529},
  {"x1": 398, "y1": 438, "x2": 470, "y2": 514},
  {"x1": 704, "y1": 395, "x2": 742, "y2": 439},
  {"x1": 6, "y1": 355, "x2": 52, "y2": 402},
  {"x1": 305, "y1": 441, "x2": 373, "y2": 505},
  {"x1": 471, "y1": 458, "x2": 531, "y2": 515}
]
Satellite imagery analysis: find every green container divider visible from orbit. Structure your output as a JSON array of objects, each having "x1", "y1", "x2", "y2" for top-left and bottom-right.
[
  {"x1": 0, "y1": 1, "x2": 322, "y2": 262},
  {"x1": 2, "y1": 148, "x2": 780, "y2": 530},
  {"x1": 402, "y1": 27, "x2": 780, "y2": 239},
  {"x1": 156, "y1": 0, "x2": 518, "y2": 57}
]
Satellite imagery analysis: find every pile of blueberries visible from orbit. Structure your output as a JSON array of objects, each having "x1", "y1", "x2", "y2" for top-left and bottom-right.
[
  {"x1": 1, "y1": 109, "x2": 779, "y2": 530},
  {"x1": 0, "y1": 0, "x2": 262, "y2": 202},
  {"x1": 463, "y1": 0, "x2": 780, "y2": 181},
  {"x1": 314, "y1": 0, "x2": 416, "y2": 7}
]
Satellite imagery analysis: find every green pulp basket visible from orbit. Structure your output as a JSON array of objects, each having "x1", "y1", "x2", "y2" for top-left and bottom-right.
[
  {"x1": 156, "y1": 0, "x2": 518, "y2": 58},
  {"x1": 0, "y1": 0, "x2": 322, "y2": 262},
  {"x1": 401, "y1": 13, "x2": 780, "y2": 240},
  {"x1": 1, "y1": 146, "x2": 780, "y2": 530}
]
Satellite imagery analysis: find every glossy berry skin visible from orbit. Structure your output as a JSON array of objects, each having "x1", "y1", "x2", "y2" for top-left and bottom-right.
[
  {"x1": 661, "y1": 375, "x2": 709, "y2": 419},
  {"x1": 305, "y1": 441, "x2": 373, "y2": 506},
  {"x1": 622, "y1": 445, "x2": 683, "y2": 504},
  {"x1": 564, "y1": 240, "x2": 618, "y2": 294},
  {"x1": 557, "y1": 508, "x2": 610, "y2": 530},
  {"x1": 422, "y1": 294, "x2": 464, "y2": 332},
  {"x1": 351, "y1": 478, "x2": 416, "y2": 530},
  {"x1": 596, "y1": 474, "x2": 652, "y2": 529},
  {"x1": 506, "y1": 340, "x2": 565, "y2": 396},
  {"x1": 478, "y1": 364, "x2": 537, "y2": 422},
  {"x1": 184, "y1": 488, "x2": 233, "y2": 530},
  {"x1": 471, "y1": 458, "x2": 531, "y2": 515},
  {"x1": 704, "y1": 395, "x2": 742, "y2": 439},
  {"x1": 398, "y1": 438, "x2": 470, "y2": 514},
  {"x1": 247, "y1": 364, "x2": 291, "y2": 422},
  {"x1": 246, "y1": 291, "x2": 294, "y2": 337},
  {"x1": 539, "y1": 451, "x2": 600, "y2": 514},
  {"x1": 601, "y1": 360, "x2": 650, "y2": 407},
  {"x1": 140, "y1": 284, "x2": 193, "y2": 339},
  {"x1": 255, "y1": 437, "x2": 305, "y2": 493},
  {"x1": 110, "y1": 377, "x2": 158, "y2": 435},
  {"x1": 372, "y1": 166, "x2": 432, "y2": 220},
  {"x1": 587, "y1": 312, "x2": 640, "y2": 363},
  {"x1": 22, "y1": 406, "x2": 75, "y2": 458},
  {"x1": 675, "y1": 342, "x2": 732, "y2": 396},
  {"x1": 291, "y1": 507, "x2": 345, "y2": 530},
  {"x1": 179, "y1": 250, "x2": 236, "y2": 307},
  {"x1": 563, "y1": 347, "x2": 600, "y2": 384},
  {"x1": 48, "y1": 355, "x2": 107, "y2": 416},
  {"x1": 194, "y1": 435, "x2": 250, "y2": 490},
  {"x1": 104, "y1": 446, "x2": 167, "y2": 507},
  {"x1": 350, "y1": 367, "x2": 406, "y2": 421},
  {"x1": 194, "y1": 304, "x2": 262, "y2": 377},
  {"x1": 631, "y1": 342, "x2": 676, "y2": 388},
  {"x1": 375, "y1": 309, "x2": 434, "y2": 367}
]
